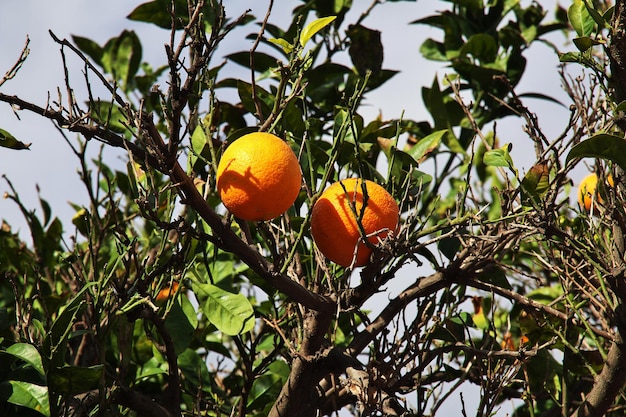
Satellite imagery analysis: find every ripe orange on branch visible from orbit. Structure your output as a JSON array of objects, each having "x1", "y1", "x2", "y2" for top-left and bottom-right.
[
  {"x1": 155, "y1": 282, "x2": 180, "y2": 302},
  {"x1": 310, "y1": 178, "x2": 399, "y2": 267},
  {"x1": 577, "y1": 173, "x2": 614, "y2": 212},
  {"x1": 216, "y1": 132, "x2": 302, "y2": 221}
]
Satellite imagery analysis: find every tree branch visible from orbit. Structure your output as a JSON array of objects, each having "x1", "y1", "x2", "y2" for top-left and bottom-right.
[
  {"x1": 114, "y1": 386, "x2": 174, "y2": 417},
  {"x1": 571, "y1": 330, "x2": 626, "y2": 417},
  {"x1": 140, "y1": 113, "x2": 335, "y2": 313},
  {"x1": 0, "y1": 92, "x2": 158, "y2": 167},
  {"x1": 139, "y1": 307, "x2": 181, "y2": 417},
  {"x1": 348, "y1": 271, "x2": 448, "y2": 356},
  {"x1": 459, "y1": 276, "x2": 614, "y2": 342},
  {"x1": 611, "y1": 0, "x2": 626, "y2": 108},
  {"x1": 269, "y1": 310, "x2": 333, "y2": 417}
]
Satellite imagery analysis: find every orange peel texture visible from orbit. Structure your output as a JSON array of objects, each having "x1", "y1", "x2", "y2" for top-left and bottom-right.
[
  {"x1": 216, "y1": 132, "x2": 302, "y2": 221},
  {"x1": 311, "y1": 178, "x2": 399, "y2": 267}
]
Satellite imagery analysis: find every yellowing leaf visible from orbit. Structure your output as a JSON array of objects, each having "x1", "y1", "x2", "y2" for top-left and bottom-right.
[
  {"x1": 300, "y1": 16, "x2": 336, "y2": 47},
  {"x1": 269, "y1": 38, "x2": 294, "y2": 54},
  {"x1": 521, "y1": 162, "x2": 550, "y2": 206},
  {"x1": 471, "y1": 296, "x2": 490, "y2": 330}
]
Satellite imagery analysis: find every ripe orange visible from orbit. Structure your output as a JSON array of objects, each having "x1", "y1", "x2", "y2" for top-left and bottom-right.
[
  {"x1": 310, "y1": 178, "x2": 399, "y2": 267},
  {"x1": 156, "y1": 282, "x2": 180, "y2": 302},
  {"x1": 216, "y1": 132, "x2": 302, "y2": 221},
  {"x1": 577, "y1": 173, "x2": 614, "y2": 211}
]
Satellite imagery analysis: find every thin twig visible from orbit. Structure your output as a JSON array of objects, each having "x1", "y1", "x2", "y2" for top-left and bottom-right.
[
  {"x1": 1, "y1": 35, "x2": 30, "y2": 87},
  {"x1": 250, "y1": 1, "x2": 272, "y2": 123}
]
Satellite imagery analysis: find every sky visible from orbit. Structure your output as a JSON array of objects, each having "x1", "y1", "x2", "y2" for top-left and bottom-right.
[
  {"x1": 0, "y1": 0, "x2": 572, "y2": 237},
  {"x1": 0, "y1": 0, "x2": 574, "y2": 415}
]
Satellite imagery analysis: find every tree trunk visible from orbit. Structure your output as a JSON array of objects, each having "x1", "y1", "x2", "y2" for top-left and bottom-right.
[
  {"x1": 570, "y1": 332, "x2": 626, "y2": 417},
  {"x1": 611, "y1": 0, "x2": 626, "y2": 129},
  {"x1": 269, "y1": 310, "x2": 332, "y2": 417}
]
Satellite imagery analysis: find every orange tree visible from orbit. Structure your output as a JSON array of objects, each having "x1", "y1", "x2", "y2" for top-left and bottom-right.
[{"x1": 2, "y1": 0, "x2": 626, "y2": 416}]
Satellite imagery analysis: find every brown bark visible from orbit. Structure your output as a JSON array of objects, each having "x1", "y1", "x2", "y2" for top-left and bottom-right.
[
  {"x1": 611, "y1": 0, "x2": 626, "y2": 127},
  {"x1": 571, "y1": 332, "x2": 626, "y2": 417},
  {"x1": 269, "y1": 310, "x2": 332, "y2": 417},
  {"x1": 114, "y1": 387, "x2": 175, "y2": 417}
]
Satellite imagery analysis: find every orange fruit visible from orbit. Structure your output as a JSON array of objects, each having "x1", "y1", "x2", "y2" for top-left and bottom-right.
[
  {"x1": 310, "y1": 178, "x2": 399, "y2": 267},
  {"x1": 577, "y1": 173, "x2": 614, "y2": 211},
  {"x1": 156, "y1": 282, "x2": 180, "y2": 302},
  {"x1": 216, "y1": 132, "x2": 302, "y2": 221}
]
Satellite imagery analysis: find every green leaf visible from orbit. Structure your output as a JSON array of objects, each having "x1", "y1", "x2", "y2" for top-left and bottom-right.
[
  {"x1": 438, "y1": 235, "x2": 461, "y2": 261},
  {"x1": 460, "y1": 33, "x2": 497, "y2": 63},
  {"x1": 559, "y1": 51, "x2": 581, "y2": 63},
  {"x1": 188, "y1": 125, "x2": 208, "y2": 171},
  {"x1": 566, "y1": 133, "x2": 626, "y2": 171},
  {"x1": 300, "y1": 16, "x2": 337, "y2": 47},
  {"x1": 420, "y1": 38, "x2": 448, "y2": 61},
  {"x1": 128, "y1": 0, "x2": 221, "y2": 30},
  {"x1": 48, "y1": 365, "x2": 103, "y2": 396},
  {"x1": 517, "y1": 92, "x2": 565, "y2": 107},
  {"x1": 476, "y1": 266, "x2": 512, "y2": 290},
  {"x1": 177, "y1": 349, "x2": 212, "y2": 392},
  {"x1": 71, "y1": 36, "x2": 103, "y2": 66},
  {"x1": 559, "y1": 50, "x2": 604, "y2": 72},
  {"x1": 39, "y1": 196, "x2": 52, "y2": 227},
  {"x1": 406, "y1": 129, "x2": 446, "y2": 162},
  {"x1": 127, "y1": 0, "x2": 187, "y2": 29},
  {"x1": 483, "y1": 144, "x2": 514, "y2": 170},
  {"x1": 388, "y1": 148, "x2": 419, "y2": 180},
  {"x1": 42, "y1": 284, "x2": 94, "y2": 370},
  {"x1": 236, "y1": 79, "x2": 273, "y2": 118},
  {"x1": 430, "y1": 314, "x2": 470, "y2": 343},
  {"x1": 346, "y1": 24, "x2": 384, "y2": 76},
  {"x1": 248, "y1": 360, "x2": 290, "y2": 409},
  {"x1": 0, "y1": 380, "x2": 50, "y2": 417},
  {"x1": 568, "y1": 0, "x2": 595, "y2": 37},
  {"x1": 0, "y1": 128, "x2": 31, "y2": 150},
  {"x1": 226, "y1": 51, "x2": 278, "y2": 73},
  {"x1": 4, "y1": 343, "x2": 44, "y2": 376},
  {"x1": 101, "y1": 30, "x2": 142, "y2": 89},
  {"x1": 164, "y1": 296, "x2": 197, "y2": 354},
  {"x1": 573, "y1": 36, "x2": 603, "y2": 52},
  {"x1": 193, "y1": 283, "x2": 255, "y2": 336}
]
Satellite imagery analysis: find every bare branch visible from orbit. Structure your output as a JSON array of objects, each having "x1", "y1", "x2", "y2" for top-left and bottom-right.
[{"x1": 1, "y1": 35, "x2": 29, "y2": 87}]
